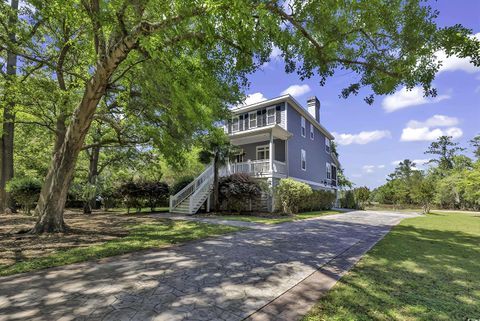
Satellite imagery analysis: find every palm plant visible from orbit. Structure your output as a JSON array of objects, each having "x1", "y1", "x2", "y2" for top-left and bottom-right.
[{"x1": 198, "y1": 129, "x2": 238, "y2": 212}]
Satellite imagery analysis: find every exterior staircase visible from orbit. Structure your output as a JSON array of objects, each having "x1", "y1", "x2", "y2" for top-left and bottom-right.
[{"x1": 169, "y1": 165, "x2": 213, "y2": 215}]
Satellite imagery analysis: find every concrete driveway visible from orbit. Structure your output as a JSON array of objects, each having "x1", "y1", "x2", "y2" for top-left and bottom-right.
[{"x1": 0, "y1": 211, "x2": 418, "y2": 321}]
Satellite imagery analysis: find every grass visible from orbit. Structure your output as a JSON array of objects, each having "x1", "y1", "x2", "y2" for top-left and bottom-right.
[
  {"x1": 203, "y1": 210, "x2": 344, "y2": 225},
  {"x1": 0, "y1": 219, "x2": 243, "y2": 277},
  {"x1": 302, "y1": 211, "x2": 480, "y2": 321},
  {"x1": 110, "y1": 207, "x2": 170, "y2": 214}
]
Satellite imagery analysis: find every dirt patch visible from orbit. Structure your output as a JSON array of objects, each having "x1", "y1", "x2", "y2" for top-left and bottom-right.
[{"x1": 0, "y1": 209, "x2": 160, "y2": 266}]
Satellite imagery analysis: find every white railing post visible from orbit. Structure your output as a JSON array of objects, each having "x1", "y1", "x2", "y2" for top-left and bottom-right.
[{"x1": 269, "y1": 132, "x2": 274, "y2": 174}]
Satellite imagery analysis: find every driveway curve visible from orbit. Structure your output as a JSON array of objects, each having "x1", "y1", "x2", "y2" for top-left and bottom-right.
[{"x1": 0, "y1": 211, "x2": 418, "y2": 321}]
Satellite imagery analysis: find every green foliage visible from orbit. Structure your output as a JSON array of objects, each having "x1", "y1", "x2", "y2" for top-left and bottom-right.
[
  {"x1": 171, "y1": 176, "x2": 195, "y2": 196},
  {"x1": 275, "y1": 178, "x2": 312, "y2": 214},
  {"x1": 117, "y1": 180, "x2": 170, "y2": 213},
  {"x1": 6, "y1": 177, "x2": 42, "y2": 214},
  {"x1": 411, "y1": 176, "x2": 435, "y2": 214},
  {"x1": 218, "y1": 173, "x2": 262, "y2": 214},
  {"x1": 300, "y1": 190, "x2": 336, "y2": 212},
  {"x1": 340, "y1": 190, "x2": 356, "y2": 209},
  {"x1": 353, "y1": 186, "x2": 370, "y2": 209},
  {"x1": 425, "y1": 135, "x2": 465, "y2": 171}
]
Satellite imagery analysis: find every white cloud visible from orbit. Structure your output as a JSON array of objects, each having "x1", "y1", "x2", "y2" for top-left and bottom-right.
[
  {"x1": 382, "y1": 87, "x2": 451, "y2": 112},
  {"x1": 436, "y1": 34, "x2": 480, "y2": 74},
  {"x1": 363, "y1": 165, "x2": 376, "y2": 173},
  {"x1": 363, "y1": 164, "x2": 385, "y2": 173},
  {"x1": 407, "y1": 114, "x2": 459, "y2": 129},
  {"x1": 333, "y1": 130, "x2": 391, "y2": 145},
  {"x1": 400, "y1": 126, "x2": 463, "y2": 142},
  {"x1": 400, "y1": 115, "x2": 463, "y2": 142},
  {"x1": 280, "y1": 84, "x2": 311, "y2": 97},
  {"x1": 270, "y1": 46, "x2": 282, "y2": 60},
  {"x1": 243, "y1": 92, "x2": 267, "y2": 105}
]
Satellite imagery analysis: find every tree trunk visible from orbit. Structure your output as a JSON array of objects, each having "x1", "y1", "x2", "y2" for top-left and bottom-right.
[
  {"x1": 32, "y1": 38, "x2": 135, "y2": 233},
  {"x1": 213, "y1": 154, "x2": 220, "y2": 212},
  {"x1": 0, "y1": 0, "x2": 19, "y2": 213},
  {"x1": 83, "y1": 146, "x2": 100, "y2": 214}
]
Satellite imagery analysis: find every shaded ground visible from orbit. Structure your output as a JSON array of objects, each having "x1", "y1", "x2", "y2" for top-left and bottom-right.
[
  {"x1": 0, "y1": 210, "x2": 241, "y2": 276},
  {"x1": 0, "y1": 209, "x2": 157, "y2": 266},
  {"x1": 0, "y1": 211, "x2": 417, "y2": 321},
  {"x1": 303, "y1": 211, "x2": 480, "y2": 321}
]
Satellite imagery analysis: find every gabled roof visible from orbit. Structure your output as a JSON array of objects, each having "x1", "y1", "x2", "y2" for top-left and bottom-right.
[{"x1": 231, "y1": 94, "x2": 335, "y2": 140}]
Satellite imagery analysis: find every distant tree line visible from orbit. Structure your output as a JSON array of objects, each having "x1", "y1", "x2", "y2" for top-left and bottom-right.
[{"x1": 370, "y1": 135, "x2": 480, "y2": 213}]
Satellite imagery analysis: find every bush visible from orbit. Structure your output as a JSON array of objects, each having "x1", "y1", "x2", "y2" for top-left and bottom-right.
[
  {"x1": 171, "y1": 176, "x2": 194, "y2": 195},
  {"x1": 300, "y1": 189, "x2": 336, "y2": 212},
  {"x1": 340, "y1": 190, "x2": 356, "y2": 209},
  {"x1": 118, "y1": 180, "x2": 170, "y2": 213},
  {"x1": 6, "y1": 177, "x2": 42, "y2": 214},
  {"x1": 138, "y1": 181, "x2": 170, "y2": 210},
  {"x1": 275, "y1": 178, "x2": 312, "y2": 214},
  {"x1": 219, "y1": 173, "x2": 262, "y2": 213}
]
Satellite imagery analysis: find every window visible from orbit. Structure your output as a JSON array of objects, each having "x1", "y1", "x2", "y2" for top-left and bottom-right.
[
  {"x1": 326, "y1": 162, "x2": 332, "y2": 180},
  {"x1": 232, "y1": 116, "x2": 239, "y2": 132},
  {"x1": 325, "y1": 137, "x2": 331, "y2": 153},
  {"x1": 301, "y1": 117, "x2": 306, "y2": 137},
  {"x1": 249, "y1": 111, "x2": 257, "y2": 128},
  {"x1": 257, "y1": 110, "x2": 264, "y2": 127},
  {"x1": 234, "y1": 149, "x2": 244, "y2": 163},
  {"x1": 256, "y1": 145, "x2": 270, "y2": 160},
  {"x1": 310, "y1": 124, "x2": 314, "y2": 140},
  {"x1": 301, "y1": 149, "x2": 306, "y2": 171},
  {"x1": 267, "y1": 107, "x2": 276, "y2": 125},
  {"x1": 331, "y1": 164, "x2": 337, "y2": 183}
]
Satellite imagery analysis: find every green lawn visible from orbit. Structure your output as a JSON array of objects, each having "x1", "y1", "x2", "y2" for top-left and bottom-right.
[
  {"x1": 303, "y1": 211, "x2": 480, "y2": 321},
  {"x1": 0, "y1": 220, "x2": 242, "y2": 277},
  {"x1": 111, "y1": 207, "x2": 170, "y2": 214},
  {"x1": 203, "y1": 210, "x2": 344, "y2": 224}
]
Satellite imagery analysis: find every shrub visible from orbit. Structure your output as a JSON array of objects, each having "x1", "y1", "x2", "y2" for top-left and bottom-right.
[
  {"x1": 301, "y1": 189, "x2": 336, "y2": 212},
  {"x1": 118, "y1": 180, "x2": 170, "y2": 213},
  {"x1": 138, "y1": 181, "x2": 170, "y2": 210},
  {"x1": 6, "y1": 177, "x2": 42, "y2": 214},
  {"x1": 171, "y1": 176, "x2": 194, "y2": 195},
  {"x1": 353, "y1": 186, "x2": 370, "y2": 209},
  {"x1": 275, "y1": 178, "x2": 312, "y2": 214},
  {"x1": 118, "y1": 181, "x2": 144, "y2": 213},
  {"x1": 340, "y1": 190, "x2": 356, "y2": 209},
  {"x1": 219, "y1": 173, "x2": 262, "y2": 213}
]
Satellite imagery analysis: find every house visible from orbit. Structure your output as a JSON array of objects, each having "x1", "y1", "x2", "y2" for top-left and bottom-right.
[{"x1": 170, "y1": 94, "x2": 340, "y2": 214}]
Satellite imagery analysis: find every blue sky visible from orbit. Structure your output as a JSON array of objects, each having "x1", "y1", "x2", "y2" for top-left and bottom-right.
[{"x1": 245, "y1": 0, "x2": 480, "y2": 189}]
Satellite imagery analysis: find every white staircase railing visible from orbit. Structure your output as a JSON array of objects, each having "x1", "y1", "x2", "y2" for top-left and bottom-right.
[
  {"x1": 170, "y1": 164, "x2": 214, "y2": 211},
  {"x1": 188, "y1": 175, "x2": 213, "y2": 213}
]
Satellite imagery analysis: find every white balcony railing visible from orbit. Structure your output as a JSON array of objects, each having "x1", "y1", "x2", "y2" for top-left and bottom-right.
[{"x1": 220, "y1": 160, "x2": 286, "y2": 177}]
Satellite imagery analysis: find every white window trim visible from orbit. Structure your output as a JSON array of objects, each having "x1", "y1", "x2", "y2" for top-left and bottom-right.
[
  {"x1": 301, "y1": 149, "x2": 306, "y2": 171},
  {"x1": 256, "y1": 145, "x2": 270, "y2": 160},
  {"x1": 266, "y1": 106, "x2": 276, "y2": 125},
  {"x1": 326, "y1": 162, "x2": 332, "y2": 180},
  {"x1": 310, "y1": 123, "x2": 314, "y2": 140},
  {"x1": 325, "y1": 137, "x2": 330, "y2": 153},
  {"x1": 249, "y1": 111, "x2": 257, "y2": 128},
  {"x1": 232, "y1": 116, "x2": 240, "y2": 133},
  {"x1": 301, "y1": 116, "x2": 306, "y2": 138}
]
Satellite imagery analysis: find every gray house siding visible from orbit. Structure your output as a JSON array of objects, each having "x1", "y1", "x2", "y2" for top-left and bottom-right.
[
  {"x1": 286, "y1": 103, "x2": 334, "y2": 187},
  {"x1": 235, "y1": 140, "x2": 285, "y2": 162}
]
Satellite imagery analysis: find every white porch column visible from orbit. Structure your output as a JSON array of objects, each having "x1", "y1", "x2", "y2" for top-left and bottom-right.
[{"x1": 269, "y1": 131, "x2": 274, "y2": 173}]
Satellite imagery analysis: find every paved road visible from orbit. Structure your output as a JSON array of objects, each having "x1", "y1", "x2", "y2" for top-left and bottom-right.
[{"x1": 0, "y1": 211, "x2": 418, "y2": 321}]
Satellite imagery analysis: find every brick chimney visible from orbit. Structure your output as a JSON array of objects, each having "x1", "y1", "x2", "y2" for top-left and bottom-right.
[{"x1": 307, "y1": 96, "x2": 320, "y2": 123}]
